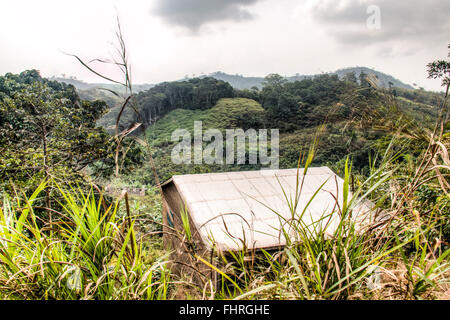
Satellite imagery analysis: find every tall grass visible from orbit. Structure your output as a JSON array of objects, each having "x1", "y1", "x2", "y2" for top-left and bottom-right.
[
  {"x1": 182, "y1": 143, "x2": 448, "y2": 300},
  {"x1": 177, "y1": 102, "x2": 449, "y2": 300},
  {"x1": 0, "y1": 182, "x2": 170, "y2": 300},
  {"x1": 52, "y1": 21, "x2": 449, "y2": 300},
  {"x1": 0, "y1": 112, "x2": 447, "y2": 301},
  {"x1": 192, "y1": 153, "x2": 400, "y2": 300}
]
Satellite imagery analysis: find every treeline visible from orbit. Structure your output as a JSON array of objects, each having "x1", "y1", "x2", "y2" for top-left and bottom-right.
[
  {"x1": 237, "y1": 73, "x2": 366, "y2": 131},
  {"x1": 119, "y1": 71, "x2": 443, "y2": 185},
  {"x1": 103, "y1": 77, "x2": 235, "y2": 130},
  {"x1": 1, "y1": 69, "x2": 442, "y2": 193},
  {"x1": 105, "y1": 73, "x2": 367, "y2": 132},
  {"x1": 103, "y1": 70, "x2": 442, "y2": 134},
  {"x1": 0, "y1": 70, "x2": 143, "y2": 195}
]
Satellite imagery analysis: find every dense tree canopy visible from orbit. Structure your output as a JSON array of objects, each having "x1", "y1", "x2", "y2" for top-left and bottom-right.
[
  {"x1": 0, "y1": 70, "x2": 143, "y2": 193},
  {"x1": 100, "y1": 77, "x2": 235, "y2": 130}
]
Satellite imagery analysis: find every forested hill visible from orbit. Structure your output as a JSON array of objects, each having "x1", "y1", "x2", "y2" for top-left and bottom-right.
[
  {"x1": 2, "y1": 69, "x2": 442, "y2": 184},
  {"x1": 96, "y1": 72, "x2": 441, "y2": 133},
  {"x1": 59, "y1": 67, "x2": 418, "y2": 131},
  {"x1": 0, "y1": 70, "x2": 141, "y2": 191},
  {"x1": 49, "y1": 76, "x2": 154, "y2": 93},
  {"x1": 55, "y1": 66, "x2": 413, "y2": 94},
  {"x1": 207, "y1": 67, "x2": 415, "y2": 90}
]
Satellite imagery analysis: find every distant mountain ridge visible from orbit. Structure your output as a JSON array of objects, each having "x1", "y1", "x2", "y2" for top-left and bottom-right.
[
  {"x1": 49, "y1": 76, "x2": 154, "y2": 93},
  {"x1": 53, "y1": 66, "x2": 414, "y2": 93},
  {"x1": 207, "y1": 67, "x2": 415, "y2": 90}
]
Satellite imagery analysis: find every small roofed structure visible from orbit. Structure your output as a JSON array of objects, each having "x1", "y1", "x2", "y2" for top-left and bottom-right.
[{"x1": 161, "y1": 167, "x2": 375, "y2": 283}]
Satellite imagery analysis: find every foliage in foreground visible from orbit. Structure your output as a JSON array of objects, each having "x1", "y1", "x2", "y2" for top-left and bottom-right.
[
  {"x1": 172, "y1": 147, "x2": 449, "y2": 300},
  {"x1": 1, "y1": 97, "x2": 449, "y2": 300},
  {"x1": 0, "y1": 182, "x2": 170, "y2": 300}
]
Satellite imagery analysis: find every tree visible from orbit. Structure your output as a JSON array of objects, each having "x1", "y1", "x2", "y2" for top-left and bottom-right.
[
  {"x1": 262, "y1": 73, "x2": 287, "y2": 89},
  {"x1": 0, "y1": 71, "x2": 143, "y2": 200},
  {"x1": 359, "y1": 71, "x2": 370, "y2": 88},
  {"x1": 109, "y1": 77, "x2": 235, "y2": 130},
  {"x1": 427, "y1": 43, "x2": 450, "y2": 90},
  {"x1": 343, "y1": 72, "x2": 358, "y2": 84}
]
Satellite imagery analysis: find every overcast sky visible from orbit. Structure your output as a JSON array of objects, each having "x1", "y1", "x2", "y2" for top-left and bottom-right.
[{"x1": 0, "y1": 0, "x2": 448, "y2": 91}]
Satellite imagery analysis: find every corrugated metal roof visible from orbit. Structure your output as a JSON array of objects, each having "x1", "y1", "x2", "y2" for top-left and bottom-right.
[{"x1": 170, "y1": 167, "x2": 373, "y2": 251}]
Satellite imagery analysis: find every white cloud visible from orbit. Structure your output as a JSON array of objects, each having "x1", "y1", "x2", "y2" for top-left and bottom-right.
[
  {"x1": 0, "y1": 0, "x2": 447, "y2": 91},
  {"x1": 152, "y1": 0, "x2": 264, "y2": 33}
]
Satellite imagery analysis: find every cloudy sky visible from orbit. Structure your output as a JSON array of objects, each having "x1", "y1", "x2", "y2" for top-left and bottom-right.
[{"x1": 0, "y1": 0, "x2": 448, "y2": 91}]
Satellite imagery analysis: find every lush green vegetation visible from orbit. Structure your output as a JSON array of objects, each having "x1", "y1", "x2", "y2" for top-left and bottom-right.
[
  {"x1": 0, "y1": 71, "x2": 144, "y2": 194},
  {"x1": 105, "y1": 69, "x2": 441, "y2": 186},
  {"x1": 0, "y1": 42, "x2": 449, "y2": 300},
  {"x1": 98, "y1": 77, "x2": 235, "y2": 132},
  {"x1": 206, "y1": 67, "x2": 415, "y2": 90},
  {"x1": 0, "y1": 182, "x2": 169, "y2": 300}
]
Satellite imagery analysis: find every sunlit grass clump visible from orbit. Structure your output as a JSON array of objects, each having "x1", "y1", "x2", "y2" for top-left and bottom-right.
[{"x1": 0, "y1": 182, "x2": 170, "y2": 300}]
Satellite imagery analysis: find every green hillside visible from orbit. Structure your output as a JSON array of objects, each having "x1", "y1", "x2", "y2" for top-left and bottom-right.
[
  {"x1": 207, "y1": 67, "x2": 415, "y2": 90},
  {"x1": 1, "y1": 57, "x2": 448, "y2": 301},
  {"x1": 120, "y1": 82, "x2": 441, "y2": 186}
]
